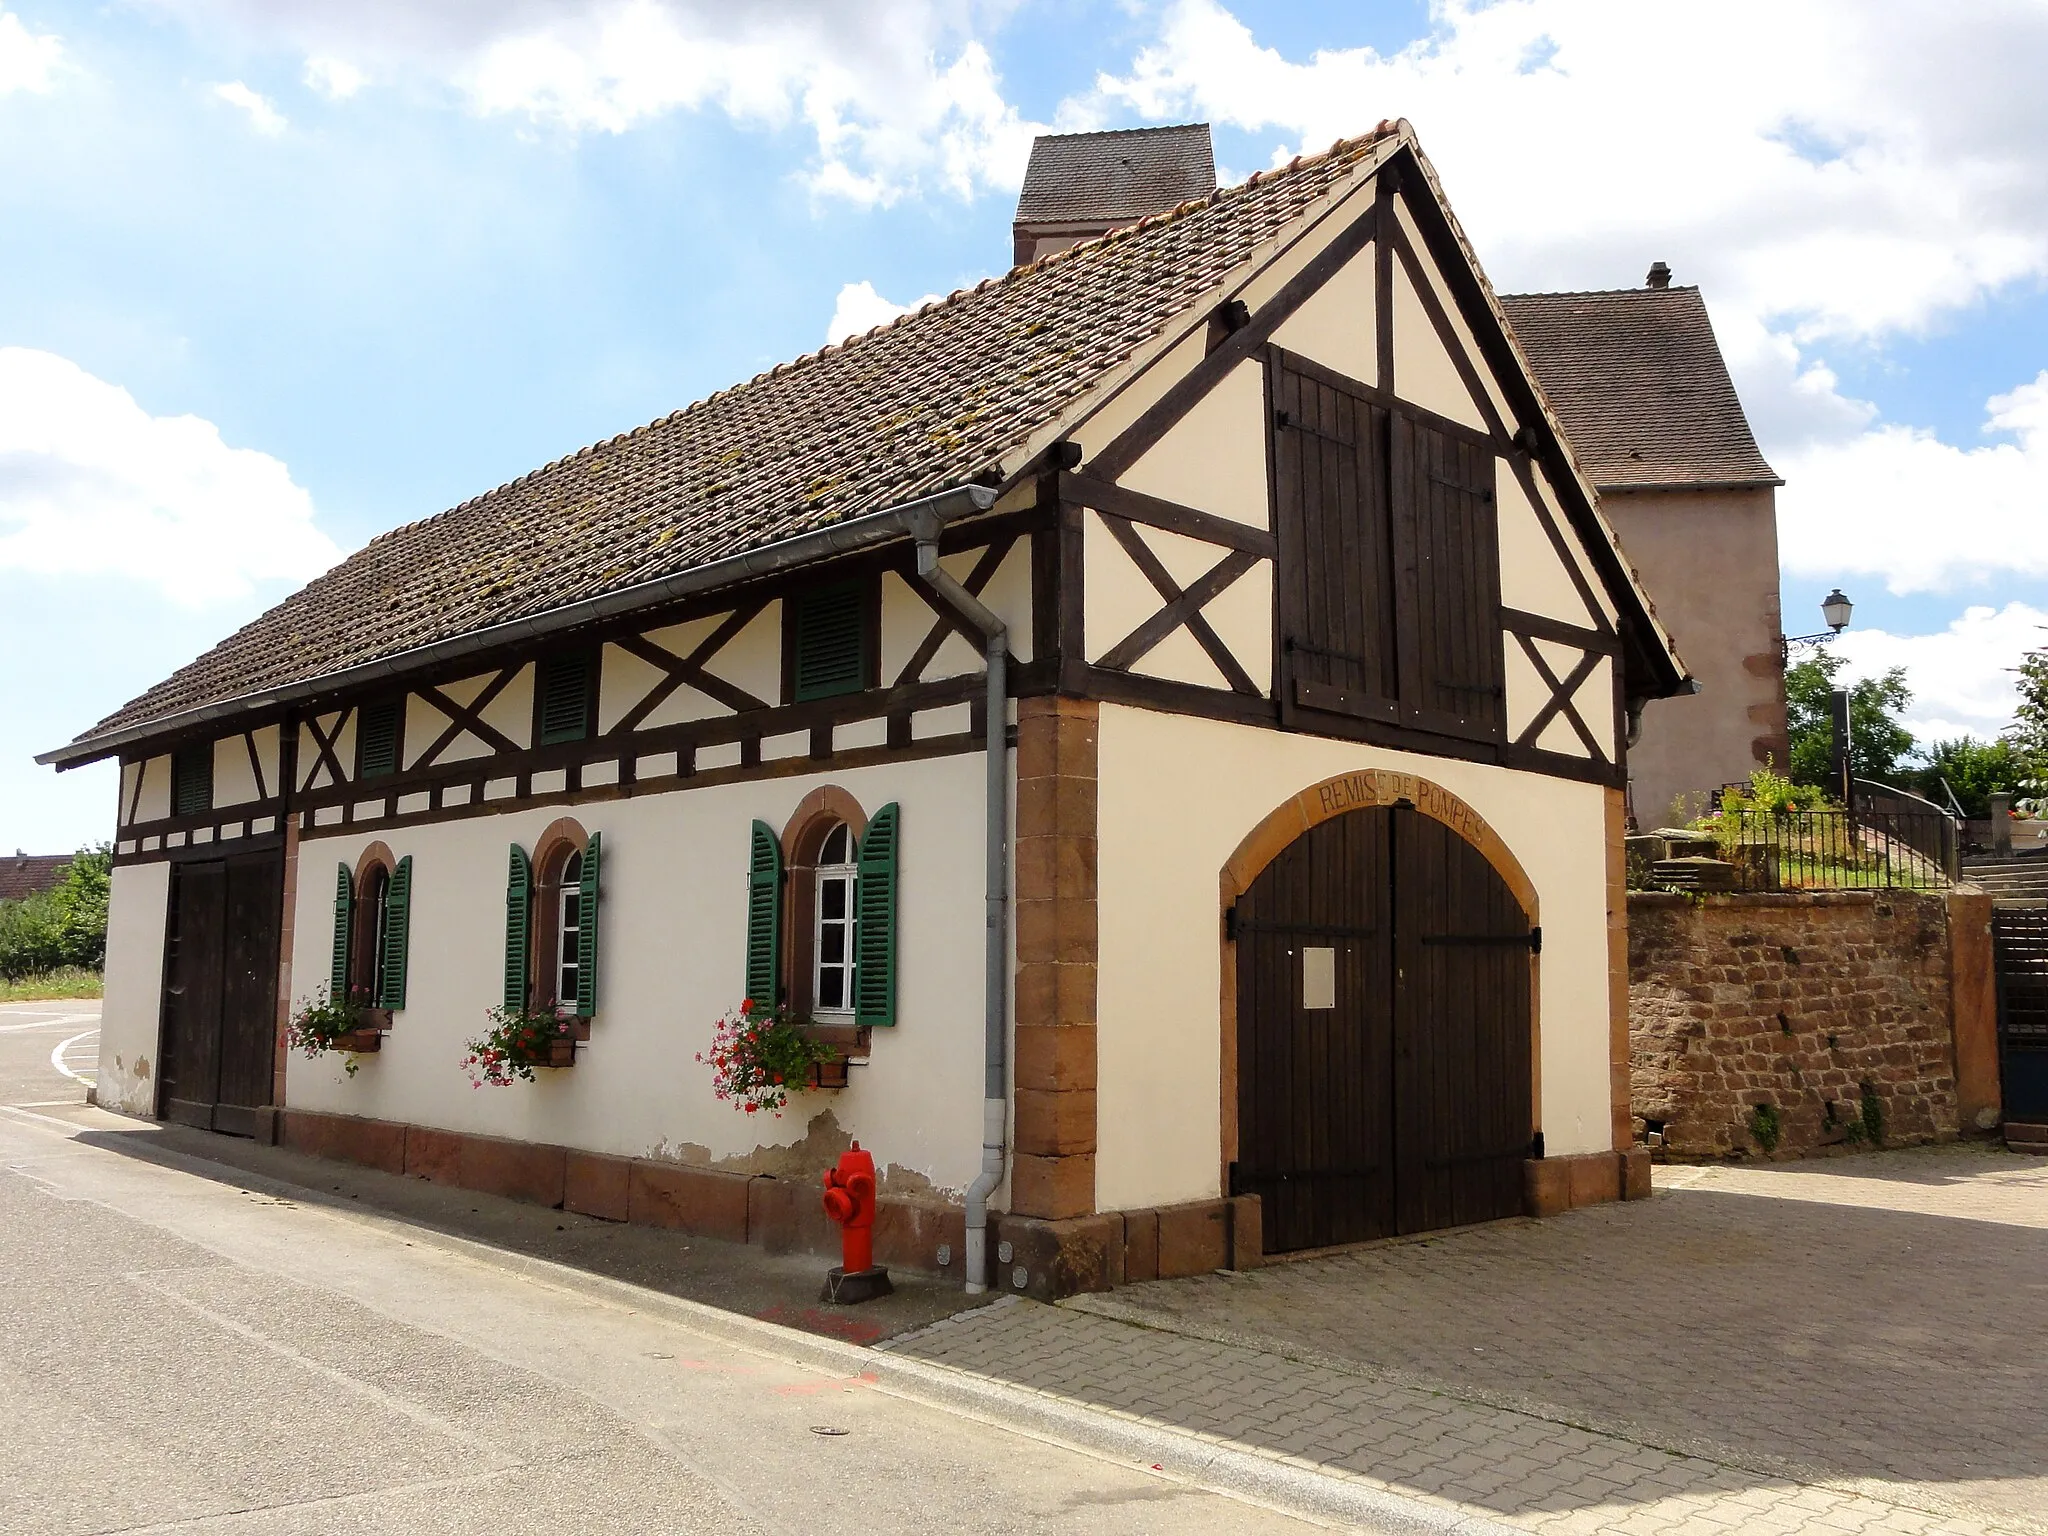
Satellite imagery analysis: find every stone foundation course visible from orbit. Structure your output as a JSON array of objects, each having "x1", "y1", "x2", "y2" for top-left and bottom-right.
[{"x1": 1628, "y1": 889, "x2": 1992, "y2": 1159}]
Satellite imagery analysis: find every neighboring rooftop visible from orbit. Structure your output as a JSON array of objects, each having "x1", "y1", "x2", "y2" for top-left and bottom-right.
[
  {"x1": 0, "y1": 852, "x2": 71, "y2": 902},
  {"x1": 73, "y1": 126, "x2": 1394, "y2": 750},
  {"x1": 1501, "y1": 271, "x2": 1780, "y2": 492},
  {"x1": 1013, "y1": 124, "x2": 1218, "y2": 264},
  {"x1": 1015, "y1": 123, "x2": 1217, "y2": 225}
]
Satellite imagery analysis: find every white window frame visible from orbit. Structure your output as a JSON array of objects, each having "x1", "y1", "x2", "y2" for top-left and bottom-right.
[
  {"x1": 812, "y1": 823, "x2": 857, "y2": 1019},
  {"x1": 556, "y1": 849, "x2": 583, "y2": 1009}
]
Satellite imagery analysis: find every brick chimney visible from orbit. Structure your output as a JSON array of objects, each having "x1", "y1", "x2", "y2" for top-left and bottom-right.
[
  {"x1": 1012, "y1": 124, "x2": 1217, "y2": 267},
  {"x1": 1646, "y1": 261, "x2": 1673, "y2": 289}
]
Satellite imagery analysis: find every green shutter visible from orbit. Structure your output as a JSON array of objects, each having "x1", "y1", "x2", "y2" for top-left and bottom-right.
[
  {"x1": 379, "y1": 855, "x2": 412, "y2": 1011},
  {"x1": 504, "y1": 843, "x2": 532, "y2": 1012},
  {"x1": 330, "y1": 864, "x2": 354, "y2": 1001},
  {"x1": 855, "y1": 802, "x2": 899, "y2": 1027},
  {"x1": 575, "y1": 833, "x2": 601, "y2": 1019},
  {"x1": 793, "y1": 583, "x2": 868, "y2": 701},
  {"x1": 538, "y1": 653, "x2": 592, "y2": 743},
  {"x1": 745, "y1": 820, "x2": 783, "y2": 1009},
  {"x1": 358, "y1": 698, "x2": 403, "y2": 779},
  {"x1": 173, "y1": 744, "x2": 214, "y2": 817}
]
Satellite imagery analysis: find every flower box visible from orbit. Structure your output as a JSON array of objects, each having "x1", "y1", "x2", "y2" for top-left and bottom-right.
[
  {"x1": 329, "y1": 1028, "x2": 384, "y2": 1054},
  {"x1": 545, "y1": 1036, "x2": 577, "y2": 1068},
  {"x1": 809, "y1": 1054, "x2": 850, "y2": 1090}
]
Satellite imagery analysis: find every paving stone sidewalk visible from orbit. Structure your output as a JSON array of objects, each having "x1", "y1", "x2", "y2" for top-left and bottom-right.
[{"x1": 887, "y1": 1145, "x2": 2048, "y2": 1536}]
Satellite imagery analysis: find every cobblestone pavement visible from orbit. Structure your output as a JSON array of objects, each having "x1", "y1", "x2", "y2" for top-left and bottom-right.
[{"x1": 888, "y1": 1145, "x2": 2048, "y2": 1535}]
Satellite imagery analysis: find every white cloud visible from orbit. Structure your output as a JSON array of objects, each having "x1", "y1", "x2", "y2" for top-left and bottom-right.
[
  {"x1": 303, "y1": 54, "x2": 365, "y2": 101},
  {"x1": 0, "y1": 9, "x2": 61, "y2": 95},
  {"x1": 1097, "y1": 0, "x2": 2048, "y2": 348},
  {"x1": 211, "y1": 79, "x2": 287, "y2": 135},
  {"x1": 149, "y1": 1, "x2": 1045, "y2": 204},
  {"x1": 0, "y1": 348, "x2": 341, "y2": 605},
  {"x1": 1779, "y1": 371, "x2": 2048, "y2": 595},
  {"x1": 1831, "y1": 602, "x2": 2047, "y2": 744},
  {"x1": 826, "y1": 279, "x2": 946, "y2": 345}
]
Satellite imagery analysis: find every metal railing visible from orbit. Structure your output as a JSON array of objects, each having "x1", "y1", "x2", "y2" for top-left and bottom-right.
[
  {"x1": 1852, "y1": 779, "x2": 1961, "y2": 884},
  {"x1": 1710, "y1": 807, "x2": 1956, "y2": 892}
]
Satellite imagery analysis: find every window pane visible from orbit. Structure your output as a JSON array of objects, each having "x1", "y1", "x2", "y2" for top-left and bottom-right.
[
  {"x1": 819, "y1": 971, "x2": 844, "y2": 1009},
  {"x1": 821, "y1": 925, "x2": 845, "y2": 964},
  {"x1": 821, "y1": 879, "x2": 846, "y2": 919}
]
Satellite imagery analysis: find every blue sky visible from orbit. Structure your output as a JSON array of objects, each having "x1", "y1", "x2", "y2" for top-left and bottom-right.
[{"x1": 4, "y1": 0, "x2": 2047, "y2": 851}]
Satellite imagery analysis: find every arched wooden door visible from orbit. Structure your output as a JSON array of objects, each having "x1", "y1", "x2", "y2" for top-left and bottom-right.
[{"x1": 1232, "y1": 804, "x2": 1534, "y2": 1254}]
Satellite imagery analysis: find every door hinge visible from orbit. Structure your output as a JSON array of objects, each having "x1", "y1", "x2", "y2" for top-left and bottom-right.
[
  {"x1": 1224, "y1": 905, "x2": 1239, "y2": 941},
  {"x1": 1530, "y1": 1130, "x2": 1545, "y2": 1160},
  {"x1": 1272, "y1": 408, "x2": 1291, "y2": 430},
  {"x1": 1227, "y1": 1160, "x2": 1242, "y2": 1195},
  {"x1": 1529, "y1": 924, "x2": 1542, "y2": 955}
]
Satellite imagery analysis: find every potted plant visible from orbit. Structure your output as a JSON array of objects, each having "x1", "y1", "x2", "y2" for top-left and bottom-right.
[
  {"x1": 696, "y1": 999, "x2": 841, "y2": 1117},
  {"x1": 286, "y1": 988, "x2": 381, "y2": 1076},
  {"x1": 462, "y1": 1004, "x2": 577, "y2": 1088}
]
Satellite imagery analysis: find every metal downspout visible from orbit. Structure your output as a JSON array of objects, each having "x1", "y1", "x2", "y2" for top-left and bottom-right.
[{"x1": 907, "y1": 511, "x2": 1009, "y2": 1295}]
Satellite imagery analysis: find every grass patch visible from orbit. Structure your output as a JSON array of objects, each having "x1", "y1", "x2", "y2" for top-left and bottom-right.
[{"x1": 0, "y1": 967, "x2": 103, "y2": 1003}]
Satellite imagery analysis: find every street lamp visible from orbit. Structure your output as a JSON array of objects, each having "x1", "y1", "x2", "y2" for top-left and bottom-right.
[{"x1": 1781, "y1": 589, "x2": 1853, "y2": 662}]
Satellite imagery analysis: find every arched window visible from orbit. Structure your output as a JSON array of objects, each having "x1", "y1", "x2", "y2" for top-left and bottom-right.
[
  {"x1": 361, "y1": 864, "x2": 391, "y2": 1005},
  {"x1": 556, "y1": 849, "x2": 584, "y2": 1009},
  {"x1": 331, "y1": 842, "x2": 411, "y2": 1014},
  {"x1": 812, "y1": 823, "x2": 857, "y2": 1018},
  {"x1": 515, "y1": 818, "x2": 600, "y2": 1019}
]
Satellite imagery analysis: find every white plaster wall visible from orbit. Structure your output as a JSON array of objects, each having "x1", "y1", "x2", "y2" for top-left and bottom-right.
[
  {"x1": 1121, "y1": 360, "x2": 1270, "y2": 530},
  {"x1": 133, "y1": 755, "x2": 170, "y2": 823},
  {"x1": 1270, "y1": 244, "x2": 1377, "y2": 387},
  {"x1": 477, "y1": 665, "x2": 534, "y2": 750},
  {"x1": 212, "y1": 733, "x2": 260, "y2": 808},
  {"x1": 1497, "y1": 470, "x2": 1597, "y2": 627},
  {"x1": 1392, "y1": 259, "x2": 1490, "y2": 432},
  {"x1": 286, "y1": 751, "x2": 994, "y2": 1193},
  {"x1": 97, "y1": 861, "x2": 170, "y2": 1117},
  {"x1": 1093, "y1": 701, "x2": 1616, "y2": 1213},
  {"x1": 882, "y1": 542, "x2": 1035, "y2": 687},
  {"x1": 1393, "y1": 200, "x2": 1517, "y2": 432}
]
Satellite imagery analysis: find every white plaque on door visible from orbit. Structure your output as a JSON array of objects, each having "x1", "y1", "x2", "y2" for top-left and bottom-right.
[{"x1": 1302, "y1": 946, "x2": 1336, "y2": 1010}]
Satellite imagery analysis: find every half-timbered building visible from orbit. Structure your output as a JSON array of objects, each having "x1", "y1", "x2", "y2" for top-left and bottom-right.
[{"x1": 45, "y1": 118, "x2": 1683, "y2": 1293}]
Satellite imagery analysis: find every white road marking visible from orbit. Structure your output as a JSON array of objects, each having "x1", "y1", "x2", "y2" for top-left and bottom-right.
[
  {"x1": 51, "y1": 1029, "x2": 99, "y2": 1083},
  {"x1": 0, "y1": 1014, "x2": 98, "y2": 1033}
]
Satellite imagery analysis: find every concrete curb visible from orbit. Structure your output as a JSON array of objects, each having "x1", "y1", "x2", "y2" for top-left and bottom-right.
[{"x1": 58, "y1": 1124, "x2": 1517, "y2": 1536}]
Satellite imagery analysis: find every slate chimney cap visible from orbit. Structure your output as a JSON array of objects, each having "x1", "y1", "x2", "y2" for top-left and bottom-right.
[{"x1": 1646, "y1": 261, "x2": 1673, "y2": 289}]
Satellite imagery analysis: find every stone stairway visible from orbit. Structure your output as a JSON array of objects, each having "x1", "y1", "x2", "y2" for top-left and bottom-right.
[{"x1": 1961, "y1": 855, "x2": 2048, "y2": 904}]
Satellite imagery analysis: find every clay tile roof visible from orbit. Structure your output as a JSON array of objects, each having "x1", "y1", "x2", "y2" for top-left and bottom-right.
[
  {"x1": 1015, "y1": 124, "x2": 1217, "y2": 227},
  {"x1": 0, "y1": 853, "x2": 71, "y2": 902},
  {"x1": 78, "y1": 126, "x2": 1393, "y2": 745},
  {"x1": 1497, "y1": 286, "x2": 1780, "y2": 492}
]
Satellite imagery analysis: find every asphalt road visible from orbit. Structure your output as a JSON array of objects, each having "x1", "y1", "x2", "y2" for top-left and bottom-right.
[{"x1": 0, "y1": 1000, "x2": 1322, "y2": 1536}]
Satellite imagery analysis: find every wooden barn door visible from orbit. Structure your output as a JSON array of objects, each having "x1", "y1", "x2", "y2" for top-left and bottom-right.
[
  {"x1": 1392, "y1": 812, "x2": 1534, "y2": 1234},
  {"x1": 1235, "y1": 806, "x2": 1533, "y2": 1253},
  {"x1": 1232, "y1": 808, "x2": 1396, "y2": 1252},
  {"x1": 159, "y1": 850, "x2": 282, "y2": 1135}
]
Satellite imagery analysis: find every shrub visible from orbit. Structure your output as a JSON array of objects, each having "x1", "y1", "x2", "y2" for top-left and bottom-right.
[{"x1": 696, "y1": 999, "x2": 834, "y2": 1117}]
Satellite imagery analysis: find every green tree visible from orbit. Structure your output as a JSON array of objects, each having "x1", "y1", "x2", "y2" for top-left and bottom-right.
[
  {"x1": 2010, "y1": 643, "x2": 2048, "y2": 780},
  {"x1": 51, "y1": 844, "x2": 111, "y2": 969},
  {"x1": 1785, "y1": 652, "x2": 1916, "y2": 790},
  {"x1": 0, "y1": 845, "x2": 111, "y2": 980},
  {"x1": 1907, "y1": 737, "x2": 2022, "y2": 819}
]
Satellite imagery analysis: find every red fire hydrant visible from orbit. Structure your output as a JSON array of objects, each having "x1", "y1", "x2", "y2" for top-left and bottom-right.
[{"x1": 821, "y1": 1140, "x2": 892, "y2": 1303}]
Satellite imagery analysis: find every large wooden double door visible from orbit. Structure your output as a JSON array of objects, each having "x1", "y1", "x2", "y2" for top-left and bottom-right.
[
  {"x1": 1233, "y1": 806, "x2": 1534, "y2": 1253},
  {"x1": 159, "y1": 850, "x2": 283, "y2": 1137}
]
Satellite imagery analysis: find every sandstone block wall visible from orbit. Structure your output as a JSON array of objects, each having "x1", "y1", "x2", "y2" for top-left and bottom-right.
[{"x1": 1629, "y1": 890, "x2": 1959, "y2": 1159}]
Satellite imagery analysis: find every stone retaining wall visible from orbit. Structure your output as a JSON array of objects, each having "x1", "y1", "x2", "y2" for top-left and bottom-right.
[{"x1": 1628, "y1": 890, "x2": 1985, "y2": 1159}]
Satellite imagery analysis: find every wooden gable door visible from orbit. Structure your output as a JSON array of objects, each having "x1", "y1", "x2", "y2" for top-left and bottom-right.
[
  {"x1": 159, "y1": 849, "x2": 283, "y2": 1136},
  {"x1": 1272, "y1": 349, "x2": 1503, "y2": 743},
  {"x1": 1233, "y1": 805, "x2": 1533, "y2": 1254}
]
